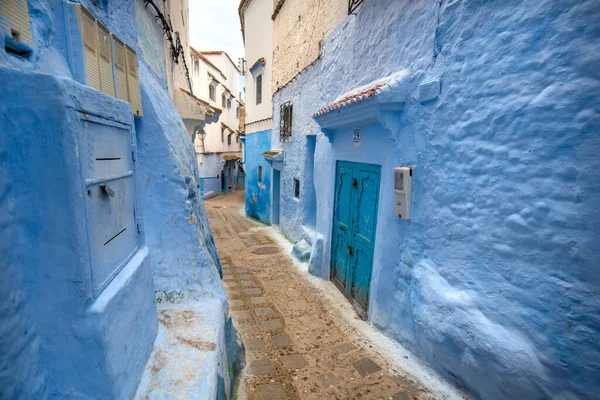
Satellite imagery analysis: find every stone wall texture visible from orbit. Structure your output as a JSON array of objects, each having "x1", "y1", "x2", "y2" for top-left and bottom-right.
[
  {"x1": 272, "y1": 0, "x2": 600, "y2": 398},
  {"x1": 272, "y1": 0, "x2": 346, "y2": 92}
]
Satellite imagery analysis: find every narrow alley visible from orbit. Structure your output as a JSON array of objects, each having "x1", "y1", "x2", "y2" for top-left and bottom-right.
[{"x1": 206, "y1": 191, "x2": 429, "y2": 400}]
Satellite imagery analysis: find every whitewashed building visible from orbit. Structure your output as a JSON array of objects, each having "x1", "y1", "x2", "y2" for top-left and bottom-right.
[
  {"x1": 189, "y1": 48, "x2": 243, "y2": 197},
  {"x1": 238, "y1": 0, "x2": 274, "y2": 223}
]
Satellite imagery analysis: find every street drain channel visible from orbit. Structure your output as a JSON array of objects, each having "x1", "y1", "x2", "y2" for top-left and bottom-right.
[{"x1": 252, "y1": 246, "x2": 280, "y2": 255}]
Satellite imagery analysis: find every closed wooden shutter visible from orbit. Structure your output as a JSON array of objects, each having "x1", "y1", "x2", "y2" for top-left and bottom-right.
[
  {"x1": 97, "y1": 22, "x2": 115, "y2": 97},
  {"x1": 125, "y1": 45, "x2": 143, "y2": 116},
  {"x1": 112, "y1": 36, "x2": 128, "y2": 101},
  {"x1": 0, "y1": 0, "x2": 33, "y2": 48},
  {"x1": 81, "y1": 8, "x2": 100, "y2": 91}
]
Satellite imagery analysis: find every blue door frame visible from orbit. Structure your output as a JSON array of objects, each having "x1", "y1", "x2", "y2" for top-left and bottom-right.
[{"x1": 330, "y1": 161, "x2": 381, "y2": 318}]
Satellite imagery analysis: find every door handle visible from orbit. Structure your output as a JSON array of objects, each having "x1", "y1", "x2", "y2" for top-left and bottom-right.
[
  {"x1": 339, "y1": 225, "x2": 346, "y2": 231},
  {"x1": 347, "y1": 246, "x2": 354, "y2": 256},
  {"x1": 100, "y1": 184, "x2": 115, "y2": 198}
]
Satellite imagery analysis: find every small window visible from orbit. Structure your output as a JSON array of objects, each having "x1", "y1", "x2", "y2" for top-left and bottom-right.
[
  {"x1": 235, "y1": 134, "x2": 239, "y2": 143},
  {"x1": 209, "y1": 84, "x2": 216, "y2": 101},
  {"x1": 294, "y1": 178, "x2": 300, "y2": 198},
  {"x1": 227, "y1": 98, "x2": 232, "y2": 109},
  {"x1": 280, "y1": 101, "x2": 293, "y2": 142},
  {"x1": 227, "y1": 134, "x2": 232, "y2": 145},
  {"x1": 236, "y1": 106, "x2": 240, "y2": 118},
  {"x1": 221, "y1": 126, "x2": 226, "y2": 142},
  {"x1": 222, "y1": 93, "x2": 227, "y2": 108},
  {"x1": 256, "y1": 74, "x2": 262, "y2": 105},
  {"x1": 258, "y1": 166, "x2": 263, "y2": 183}
]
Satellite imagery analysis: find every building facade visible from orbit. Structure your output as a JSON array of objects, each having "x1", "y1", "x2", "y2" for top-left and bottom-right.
[
  {"x1": 239, "y1": 0, "x2": 274, "y2": 224},
  {"x1": 0, "y1": 0, "x2": 239, "y2": 398},
  {"x1": 189, "y1": 48, "x2": 243, "y2": 198},
  {"x1": 265, "y1": 0, "x2": 600, "y2": 399}
]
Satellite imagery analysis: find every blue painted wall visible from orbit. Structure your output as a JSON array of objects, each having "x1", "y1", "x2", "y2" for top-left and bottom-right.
[
  {"x1": 0, "y1": 0, "x2": 233, "y2": 397},
  {"x1": 273, "y1": 0, "x2": 600, "y2": 399},
  {"x1": 245, "y1": 129, "x2": 272, "y2": 224}
]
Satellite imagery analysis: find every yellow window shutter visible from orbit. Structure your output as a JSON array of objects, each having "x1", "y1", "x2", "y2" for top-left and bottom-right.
[
  {"x1": 0, "y1": 0, "x2": 33, "y2": 52},
  {"x1": 112, "y1": 36, "x2": 129, "y2": 102},
  {"x1": 125, "y1": 45, "x2": 143, "y2": 117},
  {"x1": 96, "y1": 22, "x2": 115, "y2": 97},
  {"x1": 80, "y1": 8, "x2": 100, "y2": 91}
]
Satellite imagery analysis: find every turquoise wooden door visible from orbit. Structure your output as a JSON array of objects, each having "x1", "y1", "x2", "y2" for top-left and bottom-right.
[{"x1": 331, "y1": 161, "x2": 381, "y2": 317}]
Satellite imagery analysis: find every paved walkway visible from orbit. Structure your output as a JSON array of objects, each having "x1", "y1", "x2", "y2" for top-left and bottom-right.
[{"x1": 206, "y1": 191, "x2": 430, "y2": 400}]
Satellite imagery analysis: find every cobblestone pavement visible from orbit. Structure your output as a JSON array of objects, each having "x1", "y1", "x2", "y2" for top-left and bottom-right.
[{"x1": 206, "y1": 191, "x2": 431, "y2": 400}]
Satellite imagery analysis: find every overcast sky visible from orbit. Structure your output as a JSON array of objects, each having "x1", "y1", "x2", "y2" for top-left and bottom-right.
[{"x1": 188, "y1": 0, "x2": 244, "y2": 63}]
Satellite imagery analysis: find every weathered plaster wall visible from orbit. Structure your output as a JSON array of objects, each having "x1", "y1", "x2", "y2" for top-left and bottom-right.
[
  {"x1": 245, "y1": 129, "x2": 272, "y2": 224},
  {"x1": 0, "y1": 70, "x2": 157, "y2": 400},
  {"x1": 135, "y1": 0, "x2": 167, "y2": 82},
  {"x1": 273, "y1": 0, "x2": 600, "y2": 398},
  {"x1": 272, "y1": 0, "x2": 346, "y2": 91},
  {"x1": 0, "y1": 0, "x2": 238, "y2": 397},
  {"x1": 242, "y1": 0, "x2": 273, "y2": 131}
]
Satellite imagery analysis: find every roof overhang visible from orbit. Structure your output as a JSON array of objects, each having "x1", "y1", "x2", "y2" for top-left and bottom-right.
[
  {"x1": 313, "y1": 70, "x2": 410, "y2": 130},
  {"x1": 175, "y1": 88, "x2": 221, "y2": 124}
]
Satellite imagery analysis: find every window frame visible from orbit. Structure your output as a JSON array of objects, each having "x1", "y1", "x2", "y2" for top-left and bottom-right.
[
  {"x1": 255, "y1": 73, "x2": 263, "y2": 105},
  {"x1": 294, "y1": 178, "x2": 300, "y2": 198},
  {"x1": 209, "y1": 84, "x2": 216, "y2": 101},
  {"x1": 258, "y1": 165, "x2": 263, "y2": 183}
]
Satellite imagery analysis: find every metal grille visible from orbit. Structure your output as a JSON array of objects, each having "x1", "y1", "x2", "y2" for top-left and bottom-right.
[
  {"x1": 280, "y1": 101, "x2": 293, "y2": 142},
  {"x1": 348, "y1": 0, "x2": 365, "y2": 14}
]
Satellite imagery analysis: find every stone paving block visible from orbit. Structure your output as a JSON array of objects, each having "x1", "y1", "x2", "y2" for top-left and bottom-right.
[
  {"x1": 229, "y1": 299, "x2": 245, "y2": 308},
  {"x1": 254, "y1": 307, "x2": 275, "y2": 317},
  {"x1": 228, "y1": 289, "x2": 243, "y2": 298},
  {"x1": 238, "y1": 273, "x2": 252, "y2": 280},
  {"x1": 250, "y1": 359, "x2": 276, "y2": 375},
  {"x1": 331, "y1": 343, "x2": 357, "y2": 356},
  {"x1": 252, "y1": 246, "x2": 280, "y2": 255},
  {"x1": 316, "y1": 372, "x2": 339, "y2": 388},
  {"x1": 250, "y1": 297, "x2": 268, "y2": 305},
  {"x1": 391, "y1": 392, "x2": 411, "y2": 400},
  {"x1": 237, "y1": 322, "x2": 259, "y2": 336},
  {"x1": 254, "y1": 383, "x2": 286, "y2": 400},
  {"x1": 245, "y1": 337, "x2": 266, "y2": 351},
  {"x1": 243, "y1": 288, "x2": 262, "y2": 296},
  {"x1": 271, "y1": 334, "x2": 292, "y2": 349},
  {"x1": 224, "y1": 281, "x2": 238, "y2": 289},
  {"x1": 231, "y1": 310, "x2": 252, "y2": 321},
  {"x1": 353, "y1": 358, "x2": 382, "y2": 377},
  {"x1": 263, "y1": 319, "x2": 284, "y2": 332},
  {"x1": 280, "y1": 354, "x2": 307, "y2": 370},
  {"x1": 241, "y1": 280, "x2": 258, "y2": 287},
  {"x1": 236, "y1": 267, "x2": 249, "y2": 274}
]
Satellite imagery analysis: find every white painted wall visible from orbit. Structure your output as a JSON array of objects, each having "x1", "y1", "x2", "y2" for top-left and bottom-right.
[
  {"x1": 241, "y1": 0, "x2": 273, "y2": 134},
  {"x1": 189, "y1": 49, "x2": 243, "y2": 176}
]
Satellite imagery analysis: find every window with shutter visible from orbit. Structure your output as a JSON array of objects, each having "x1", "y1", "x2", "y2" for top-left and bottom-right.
[
  {"x1": 97, "y1": 22, "x2": 115, "y2": 97},
  {"x1": 113, "y1": 36, "x2": 128, "y2": 101},
  {"x1": 256, "y1": 74, "x2": 262, "y2": 105},
  {"x1": 125, "y1": 45, "x2": 143, "y2": 116}
]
